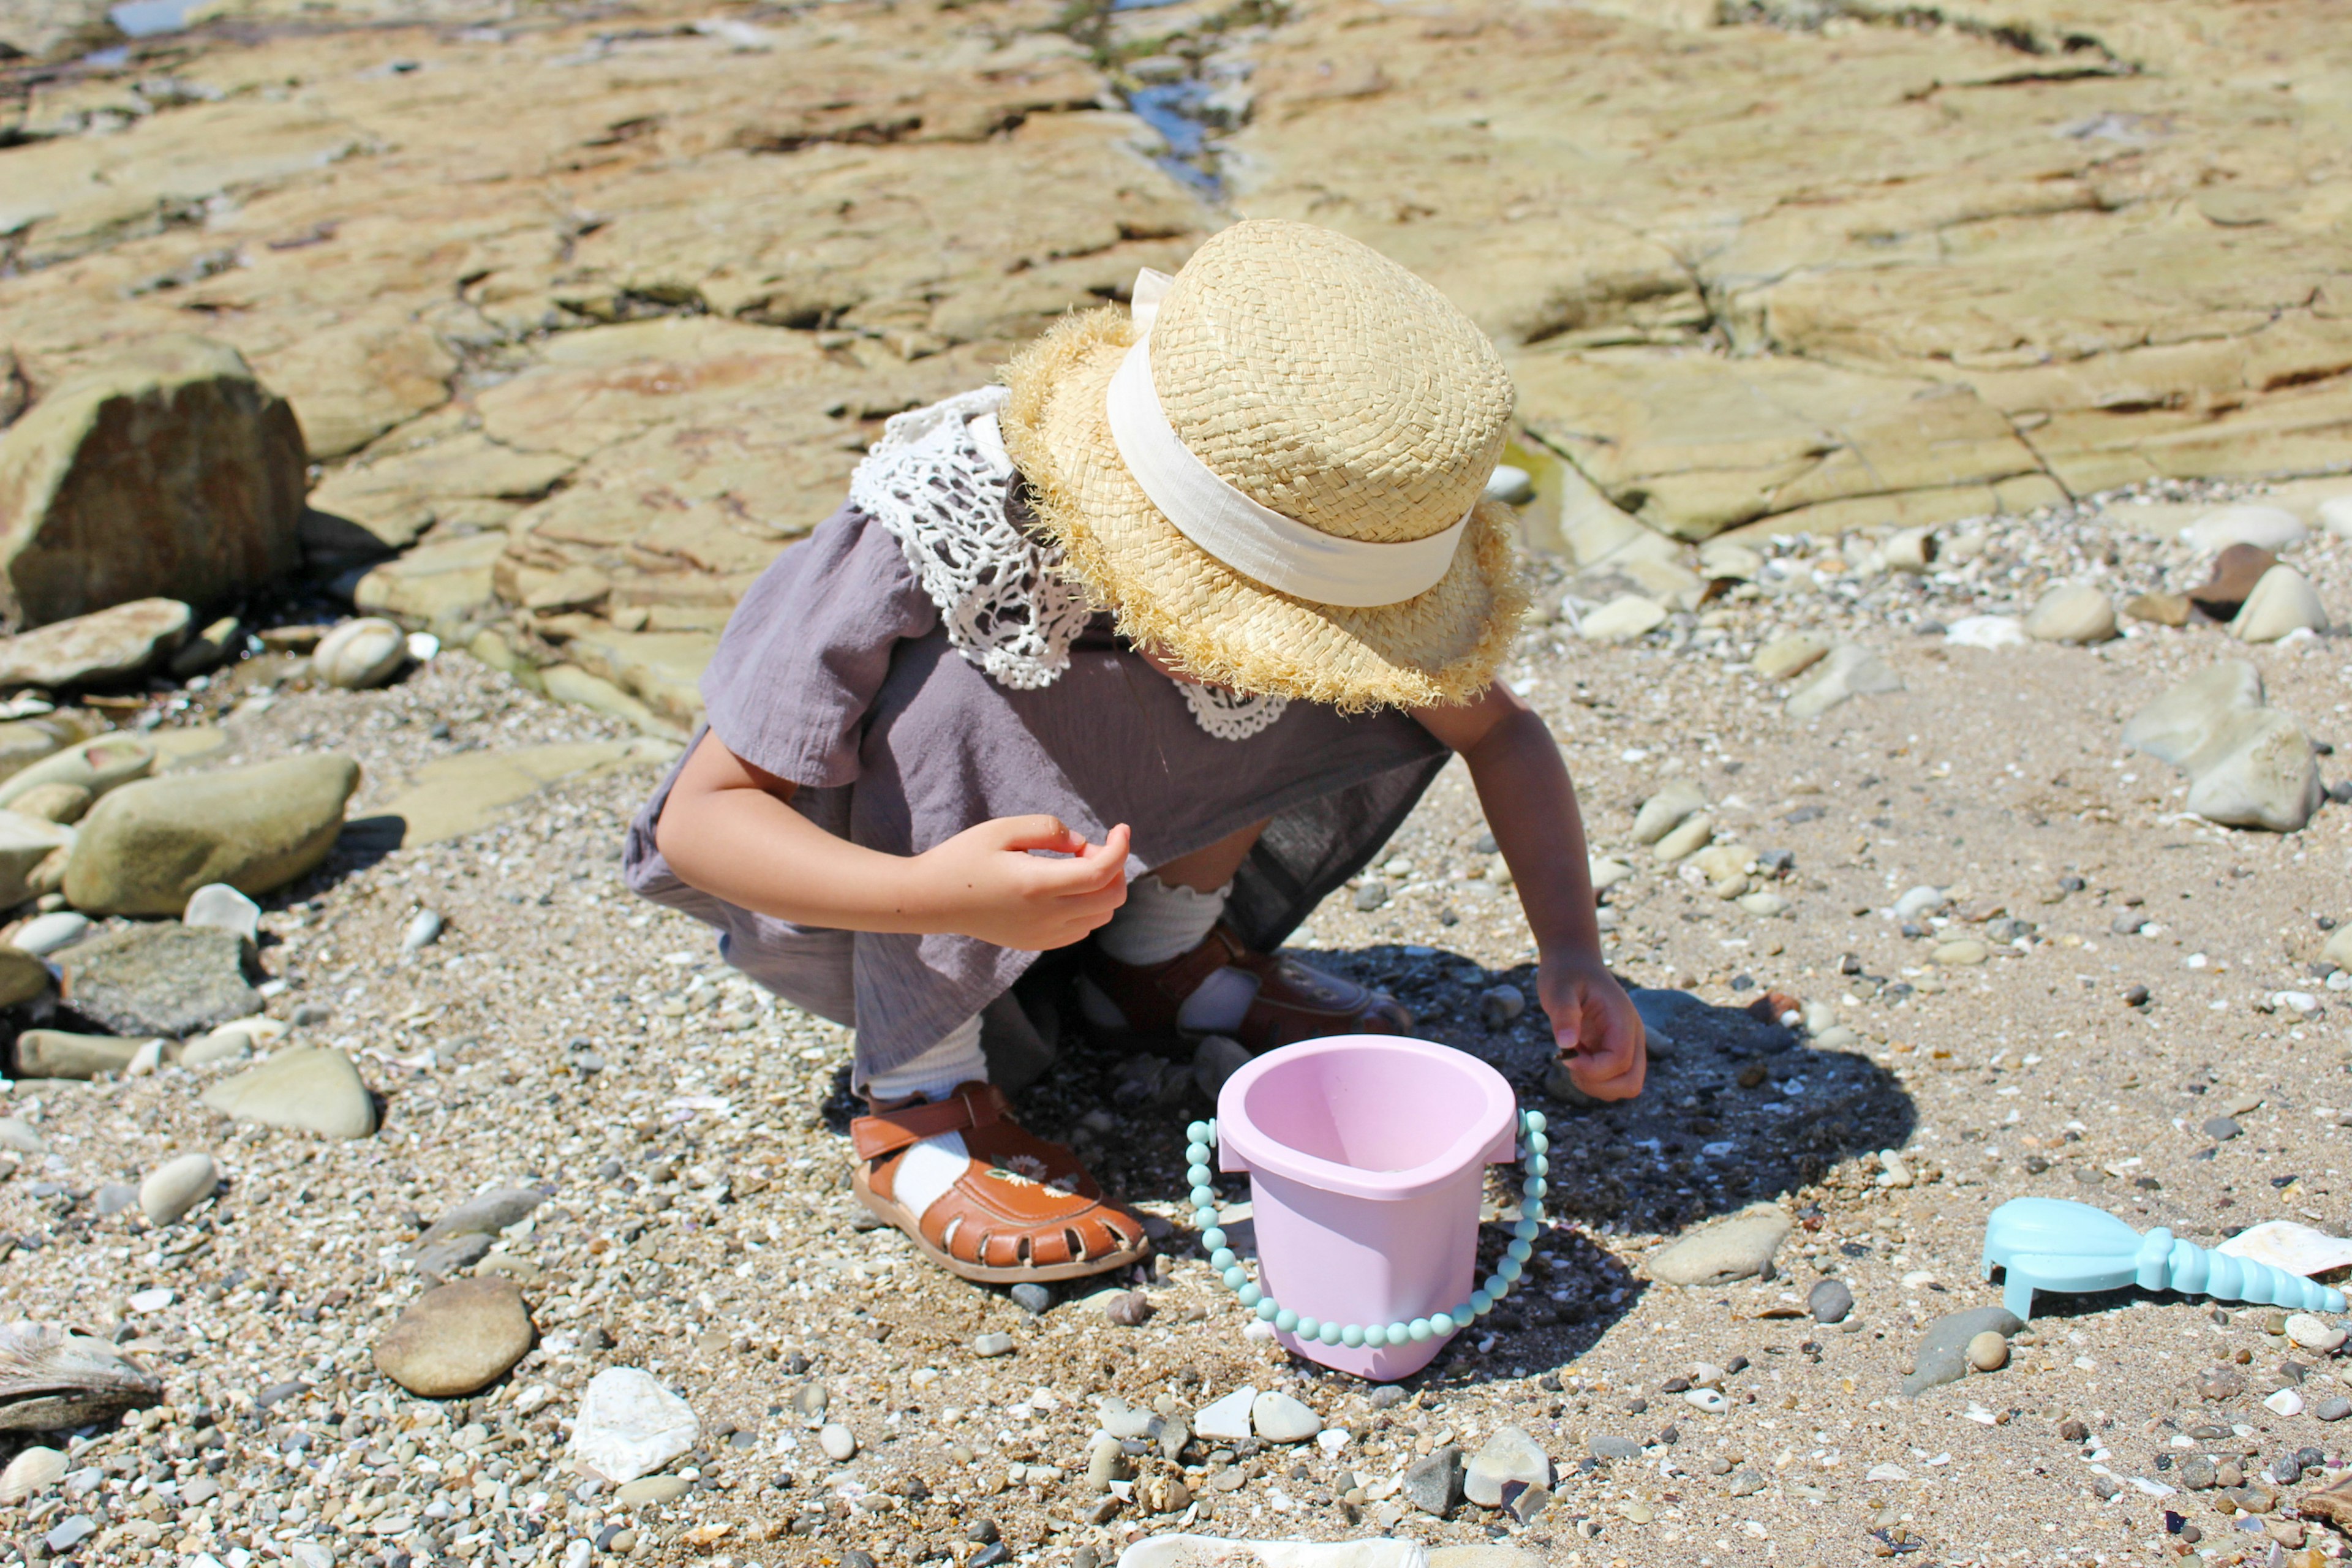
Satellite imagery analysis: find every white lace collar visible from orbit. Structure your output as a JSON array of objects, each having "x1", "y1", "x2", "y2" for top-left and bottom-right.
[{"x1": 850, "y1": 388, "x2": 1288, "y2": 743}]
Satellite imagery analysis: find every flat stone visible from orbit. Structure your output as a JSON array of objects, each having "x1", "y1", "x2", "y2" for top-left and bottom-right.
[
  {"x1": 1904, "y1": 1306, "x2": 2022, "y2": 1397},
  {"x1": 138, "y1": 1152, "x2": 219, "y2": 1226},
  {"x1": 312, "y1": 616, "x2": 409, "y2": 689},
  {"x1": 1751, "y1": 633, "x2": 1828, "y2": 679},
  {"x1": 1785, "y1": 643, "x2": 1901, "y2": 720},
  {"x1": 1647, "y1": 1202, "x2": 1792, "y2": 1287},
  {"x1": 1589, "y1": 1434, "x2": 1643, "y2": 1463},
  {"x1": 0, "y1": 600, "x2": 191, "y2": 690},
  {"x1": 9, "y1": 784, "x2": 87, "y2": 825},
  {"x1": 612, "y1": 1477, "x2": 691, "y2": 1506},
  {"x1": 12, "y1": 1028, "x2": 149, "y2": 1080},
  {"x1": 570, "y1": 1367, "x2": 699, "y2": 1485},
  {"x1": 1809, "y1": 1278, "x2": 1854, "y2": 1324},
  {"x1": 182, "y1": 883, "x2": 262, "y2": 948},
  {"x1": 2316, "y1": 1397, "x2": 2351, "y2": 1422},
  {"x1": 374, "y1": 1276, "x2": 535, "y2": 1397},
  {"x1": 1579, "y1": 595, "x2": 1667, "y2": 643},
  {"x1": 1649, "y1": 812, "x2": 1713, "y2": 864},
  {"x1": 1462, "y1": 1425, "x2": 1551, "y2": 1507},
  {"x1": 1193, "y1": 1385, "x2": 1256, "y2": 1442},
  {"x1": 0, "y1": 945, "x2": 51, "y2": 1009},
  {"x1": 2185, "y1": 504, "x2": 2307, "y2": 553},
  {"x1": 2191, "y1": 543, "x2": 2279, "y2": 619},
  {"x1": 2286, "y1": 1314, "x2": 2348, "y2": 1352},
  {"x1": 198, "y1": 1046, "x2": 377, "y2": 1140},
  {"x1": 2124, "y1": 592, "x2": 2192, "y2": 627},
  {"x1": 1250, "y1": 1391, "x2": 1322, "y2": 1443},
  {"x1": 64, "y1": 753, "x2": 360, "y2": 916},
  {"x1": 92, "y1": 1182, "x2": 137, "y2": 1216},
  {"x1": 376, "y1": 741, "x2": 639, "y2": 845},
  {"x1": 2022, "y1": 583, "x2": 2116, "y2": 644},
  {"x1": 1727, "y1": 1468, "x2": 1765, "y2": 1496},
  {"x1": 56, "y1": 923, "x2": 257, "y2": 1036},
  {"x1": 2233, "y1": 565, "x2": 2329, "y2": 643},
  {"x1": 415, "y1": 1185, "x2": 547, "y2": 1248},
  {"x1": 9, "y1": 910, "x2": 88, "y2": 956},
  {"x1": 2124, "y1": 660, "x2": 2265, "y2": 764},
  {"x1": 1933, "y1": 938, "x2": 1989, "y2": 967},
  {"x1": 1632, "y1": 779, "x2": 1708, "y2": 844},
  {"x1": 1402, "y1": 1446, "x2": 1464, "y2": 1517},
  {"x1": 973, "y1": 1332, "x2": 1015, "y2": 1357},
  {"x1": 0, "y1": 1117, "x2": 43, "y2": 1153},
  {"x1": 2180, "y1": 707, "x2": 2324, "y2": 833}
]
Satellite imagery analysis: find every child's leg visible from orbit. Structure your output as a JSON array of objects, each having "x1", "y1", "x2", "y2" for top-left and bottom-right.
[{"x1": 859, "y1": 1014, "x2": 986, "y2": 1106}]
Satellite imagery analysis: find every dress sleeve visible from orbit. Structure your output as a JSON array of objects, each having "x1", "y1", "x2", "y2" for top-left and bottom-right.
[{"x1": 696, "y1": 505, "x2": 940, "y2": 788}]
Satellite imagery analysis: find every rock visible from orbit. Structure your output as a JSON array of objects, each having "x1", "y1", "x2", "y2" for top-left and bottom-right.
[
  {"x1": 93, "y1": 1183, "x2": 137, "y2": 1216},
  {"x1": 1010, "y1": 1283, "x2": 1052, "y2": 1316},
  {"x1": 1194, "y1": 1386, "x2": 1256, "y2": 1442},
  {"x1": 1904, "y1": 1307, "x2": 2022, "y2": 1397},
  {"x1": 1944, "y1": 615, "x2": 2028, "y2": 649},
  {"x1": 0, "y1": 812, "x2": 76, "y2": 910},
  {"x1": 1727, "y1": 1468, "x2": 1765, "y2": 1496},
  {"x1": 2185, "y1": 504, "x2": 2307, "y2": 553},
  {"x1": 1428, "y1": 1550, "x2": 1542, "y2": 1568},
  {"x1": 138, "y1": 1153, "x2": 219, "y2": 1226},
  {"x1": 2124, "y1": 660, "x2": 2265, "y2": 764},
  {"x1": 1738, "y1": 891, "x2": 1787, "y2": 917},
  {"x1": 1647, "y1": 1203, "x2": 1792, "y2": 1287},
  {"x1": 819, "y1": 1422, "x2": 858, "y2": 1461},
  {"x1": 374, "y1": 1277, "x2": 535, "y2": 1397},
  {"x1": 1579, "y1": 595, "x2": 1667, "y2": 643},
  {"x1": 2233, "y1": 565, "x2": 2329, "y2": 643},
  {"x1": 401, "y1": 908, "x2": 445, "y2": 952},
  {"x1": 973, "y1": 1332, "x2": 1015, "y2": 1357},
  {"x1": 2180, "y1": 1455, "x2": 2217, "y2": 1488},
  {"x1": 1251, "y1": 1391, "x2": 1322, "y2": 1443},
  {"x1": 1401, "y1": 1446, "x2": 1465, "y2": 1517},
  {"x1": 2022, "y1": 584, "x2": 2116, "y2": 644},
  {"x1": 570, "y1": 1368, "x2": 699, "y2": 1485},
  {"x1": 1589, "y1": 1434, "x2": 1643, "y2": 1463},
  {"x1": 10, "y1": 911, "x2": 88, "y2": 956},
  {"x1": 375, "y1": 741, "x2": 639, "y2": 844},
  {"x1": 1785, "y1": 643, "x2": 1901, "y2": 720},
  {"x1": 2328, "y1": 925, "x2": 2352, "y2": 971},
  {"x1": 1649, "y1": 813, "x2": 1714, "y2": 864},
  {"x1": 0, "y1": 601, "x2": 192, "y2": 690},
  {"x1": 613, "y1": 1476, "x2": 691, "y2": 1506},
  {"x1": 182, "y1": 883, "x2": 262, "y2": 949},
  {"x1": 1690, "y1": 842, "x2": 1754, "y2": 899},
  {"x1": 2180, "y1": 707, "x2": 2324, "y2": 832},
  {"x1": 1483, "y1": 465, "x2": 1534, "y2": 505},
  {"x1": 0, "y1": 1118, "x2": 43, "y2": 1154},
  {"x1": 1479, "y1": 984, "x2": 1526, "y2": 1029},
  {"x1": 1632, "y1": 780, "x2": 1708, "y2": 843},
  {"x1": 1352, "y1": 881, "x2": 1390, "y2": 911},
  {"x1": 1193, "y1": 1034, "x2": 1250, "y2": 1101},
  {"x1": 1932, "y1": 938, "x2": 1989, "y2": 967},
  {"x1": 1751, "y1": 633, "x2": 1828, "y2": 679},
  {"x1": 7, "y1": 784, "x2": 88, "y2": 825},
  {"x1": 0, "y1": 736, "x2": 153, "y2": 813},
  {"x1": 1966, "y1": 1330, "x2": 2009, "y2": 1371},
  {"x1": 2125, "y1": 592, "x2": 2192, "y2": 627},
  {"x1": 56, "y1": 924, "x2": 256, "y2": 1036},
  {"x1": 170, "y1": 616, "x2": 244, "y2": 679},
  {"x1": 2191, "y1": 543, "x2": 2279, "y2": 619},
  {"x1": 64, "y1": 753, "x2": 360, "y2": 916},
  {"x1": 2286, "y1": 1314, "x2": 2347, "y2": 1352},
  {"x1": 13, "y1": 1028, "x2": 151, "y2": 1079},
  {"x1": 198, "y1": 1046, "x2": 377, "y2": 1140},
  {"x1": 1104, "y1": 1291, "x2": 1153, "y2": 1327},
  {"x1": 1588, "y1": 855, "x2": 1634, "y2": 891},
  {"x1": 2318, "y1": 1397, "x2": 2352, "y2": 1422},
  {"x1": 1808, "y1": 1278, "x2": 1853, "y2": 1324},
  {"x1": 312, "y1": 617, "x2": 409, "y2": 690},
  {"x1": 415, "y1": 1186, "x2": 547, "y2": 1249},
  {"x1": 0, "y1": 338, "x2": 303, "y2": 627},
  {"x1": 0, "y1": 946, "x2": 50, "y2": 1009},
  {"x1": 180, "y1": 1022, "x2": 265, "y2": 1066},
  {"x1": 1463, "y1": 1425, "x2": 1551, "y2": 1507},
  {"x1": 0, "y1": 1446, "x2": 64, "y2": 1504}
]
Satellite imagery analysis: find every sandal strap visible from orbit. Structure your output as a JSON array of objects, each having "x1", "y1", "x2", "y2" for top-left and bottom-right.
[
  {"x1": 1081, "y1": 922, "x2": 1248, "y2": 1035},
  {"x1": 850, "y1": 1082, "x2": 1008, "y2": 1163}
]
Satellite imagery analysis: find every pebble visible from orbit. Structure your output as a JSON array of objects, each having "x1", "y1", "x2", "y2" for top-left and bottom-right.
[
  {"x1": 2022, "y1": 582, "x2": 2117, "y2": 644},
  {"x1": 0, "y1": 1446, "x2": 64, "y2": 1504},
  {"x1": 1479, "y1": 984, "x2": 1525, "y2": 1029},
  {"x1": 1784, "y1": 643, "x2": 1901, "y2": 719},
  {"x1": 2233, "y1": 564, "x2": 2330, "y2": 643},
  {"x1": 92, "y1": 1182, "x2": 137, "y2": 1216},
  {"x1": 570, "y1": 1367, "x2": 701, "y2": 1485},
  {"x1": 1931, "y1": 938, "x2": 1988, "y2": 967},
  {"x1": 1580, "y1": 595, "x2": 1667, "y2": 643},
  {"x1": 1352, "y1": 881, "x2": 1390, "y2": 912},
  {"x1": 1401, "y1": 1446, "x2": 1464, "y2": 1516},
  {"x1": 2120, "y1": 658, "x2": 2321, "y2": 832},
  {"x1": 2204, "y1": 1116, "x2": 2243, "y2": 1142},
  {"x1": 1879, "y1": 1152, "x2": 1917, "y2": 1189},
  {"x1": 1194, "y1": 1385, "x2": 1257, "y2": 1442},
  {"x1": 0, "y1": 1117, "x2": 43, "y2": 1154},
  {"x1": 1632, "y1": 779, "x2": 1708, "y2": 843},
  {"x1": 401, "y1": 908, "x2": 445, "y2": 951},
  {"x1": 372, "y1": 1276, "x2": 537, "y2": 1396},
  {"x1": 1589, "y1": 1434, "x2": 1644, "y2": 1463},
  {"x1": 1010, "y1": 1283, "x2": 1052, "y2": 1316},
  {"x1": 2317, "y1": 1397, "x2": 2352, "y2": 1422},
  {"x1": 2285, "y1": 1314, "x2": 2347, "y2": 1352},
  {"x1": 1463, "y1": 1425, "x2": 1551, "y2": 1507},
  {"x1": 199, "y1": 1046, "x2": 377, "y2": 1139},
  {"x1": 1649, "y1": 812, "x2": 1713, "y2": 864},
  {"x1": 181, "y1": 881, "x2": 262, "y2": 947},
  {"x1": 820, "y1": 1422, "x2": 858, "y2": 1461},
  {"x1": 973, "y1": 1331, "x2": 1015, "y2": 1357},
  {"x1": 2125, "y1": 591, "x2": 2192, "y2": 626},
  {"x1": 1904, "y1": 1308, "x2": 2021, "y2": 1396},
  {"x1": 1966, "y1": 1330, "x2": 2010, "y2": 1372},
  {"x1": 1727, "y1": 1469, "x2": 1765, "y2": 1496},
  {"x1": 613, "y1": 1476, "x2": 691, "y2": 1506},
  {"x1": 1646, "y1": 1203, "x2": 1791, "y2": 1286},
  {"x1": 1751, "y1": 632, "x2": 1828, "y2": 679},
  {"x1": 1737, "y1": 890, "x2": 1787, "y2": 917},
  {"x1": 2180, "y1": 1455, "x2": 2217, "y2": 1489},
  {"x1": 13, "y1": 1028, "x2": 149, "y2": 1079},
  {"x1": 2185, "y1": 503, "x2": 2307, "y2": 553},
  {"x1": 1483, "y1": 465, "x2": 1534, "y2": 505},
  {"x1": 9, "y1": 910, "x2": 88, "y2": 955},
  {"x1": 1193, "y1": 1033, "x2": 1251, "y2": 1099},
  {"x1": 138, "y1": 1152, "x2": 219, "y2": 1226},
  {"x1": 313, "y1": 616, "x2": 409, "y2": 688},
  {"x1": 1103, "y1": 1291, "x2": 1153, "y2": 1327},
  {"x1": 1809, "y1": 1278, "x2": 1854, "y2": 1324}
]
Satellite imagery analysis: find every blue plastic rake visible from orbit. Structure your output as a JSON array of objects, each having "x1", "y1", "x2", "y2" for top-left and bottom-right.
[{"x1": 1983, "y1": 1197, "x2": 2347, "y2": 1322}]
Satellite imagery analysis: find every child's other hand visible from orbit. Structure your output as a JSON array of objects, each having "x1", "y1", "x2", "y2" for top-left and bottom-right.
[
  {"x1": 1540, "y1": 949, "x2": 1645, "y2": 1101},
  {"x1": 921, "y1": 816, "x2": 1130, "y2": 951}
]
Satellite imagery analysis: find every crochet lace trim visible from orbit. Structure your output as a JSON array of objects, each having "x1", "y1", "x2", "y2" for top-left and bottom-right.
[{"x1": 851, "y1": 387, "x2": 1286, "y2": 743}]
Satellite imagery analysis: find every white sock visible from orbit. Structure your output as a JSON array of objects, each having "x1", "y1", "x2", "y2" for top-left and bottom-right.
[
  {"x1": 862, "y1": 1014, "x2": 987, "y2": 1221},
  {"x1": 1086, "y1": 876, "x2": 1259, "y2": 1033}
]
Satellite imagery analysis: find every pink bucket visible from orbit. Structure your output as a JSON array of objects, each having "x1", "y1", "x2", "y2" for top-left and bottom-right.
[{"x1": 1215, "y1": 1035, "x2": 1520, "y2": 1381}]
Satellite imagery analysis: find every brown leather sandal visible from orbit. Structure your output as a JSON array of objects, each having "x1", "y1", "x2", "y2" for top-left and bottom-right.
[
  {"x1": 1082, "y1": 922, "x2": 1414, "y2": 1056},
  {"x1": 850, "y1": 1082, "x2": 1151, "y2": 1284}
]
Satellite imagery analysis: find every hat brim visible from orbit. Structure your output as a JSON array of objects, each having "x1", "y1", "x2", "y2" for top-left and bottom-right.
[{"x1": 999, "y1": 306, "x2": 1528, "y2": 714}]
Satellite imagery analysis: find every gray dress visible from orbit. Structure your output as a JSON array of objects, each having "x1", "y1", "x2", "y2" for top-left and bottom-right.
[{"x1": 622, "y1": 396, "x2": 1449, "y2": 1077}]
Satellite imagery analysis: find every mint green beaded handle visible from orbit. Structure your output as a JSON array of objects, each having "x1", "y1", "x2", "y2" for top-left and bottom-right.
[{"x1": 1183, "y1": 1108, "x2": 1550, "y2": 1350}]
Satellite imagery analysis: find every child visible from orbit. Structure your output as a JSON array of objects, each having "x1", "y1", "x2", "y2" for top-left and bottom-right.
[{"x1": 625, "y1": 220, "x2": 1644, "y2": 1286}]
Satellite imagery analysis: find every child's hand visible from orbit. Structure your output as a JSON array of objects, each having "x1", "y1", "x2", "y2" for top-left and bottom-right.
[
  {"x1": 919, "y1": 816, "x2": 1130, "y2": 951},
  {"x1": 1539, "y1": 949, "x2": 1645, "y2": 1101}
]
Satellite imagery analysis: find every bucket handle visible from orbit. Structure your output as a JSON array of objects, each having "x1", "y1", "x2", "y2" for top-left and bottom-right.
[{"x1": 1181, "y1": 1107, "x2": 1551, "y2": 1351}]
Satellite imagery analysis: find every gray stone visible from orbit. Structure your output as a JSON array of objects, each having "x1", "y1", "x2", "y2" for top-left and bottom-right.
[
  {"x1": 1401, "y1": 1446, "x2": 1464, "y2": 1517},
  {"x1": 373, "y1": 1276, "x2": 535, "y2": 1397},
  {"x1": 0, "y1": 336, "x2": 303, "y2": 628},
  {"x1": 2180, "y1": 1455, "x2": 2217, "y2": 1489},
  {"x1": 1589, "y1": 1434, "x2": 1643, "y2": 1463},
  {"x1": 1785, "y1": 643, "x2": 1901, "y2": 720},
  {"x1": 2180, "y1": 707, "x2": 2324, "y2": 833},
  {"x1": 199, "y1": 1046, "x2": 377, "y2": 1139},
  {"x1": 819, "y1": 1423, "x2": 858, "y2": 1461},
  {"x1": 973, "y1": 1332, "x2": 1015, "y2": 1357},
  {"x1": 0, "y1": 600, "x2": 191, "y2": 690},
  {"x1": 1250, "y1": 1390, "x2": 1322, "y2": 1443},
  {"x1": 1727, "y1": 1468, "x2": 1765, "y2": 1496},
  {"x1": 312, "y1": 617, "x2": 408, "y2": 690},
  {"x1": 1352, "y1": 881, "x2": 1390, "y2": 912},
  {"x1": 415, "y1": 1185, "x2": 547, "y2": 1248},
  {"x1": 1193, "y1": 1033, "x2": 1251, "y2": 1101},
  {"x1": 64, "y1": 753, "x2": 361, "y2": 917},
  {"x1": 791, "y1": 1382, "x2": 827, "y2": 1421},
  {"x1": 2316, "y1": 1397, "x2": 2351, "y2": 1422},
  {"x1": 2204, "y1": 1117, "x2": 2243, "y2": 1142},
  {"x1": 1809, "y1": 1278, "x2": 1854, "y2": 1324},
  {"x1": 12, "y1": 1028, "x2": 150, "y2": 1080},
  {"x1": 1904, "y1": 1306, "x2": 2023, "y2": 1397},
  {"x1": 10, "y1": 911, "x2": 88, "y2": 956},
  {"x1": 1084, "y1": 1436, "x2": 1126, "y2": 1493},
  {"x1": 56, "y1": 924, "x2": 256, "y2": 1036},
  {"x1": 138, "y1": 1152, "x2": 218, "y2": 1225},
  {"x1": 1011, "y1": 1283, "x2": 1052, "y2": 1316},
  {"x1": 1646, "y1": 1203, "x2": 1792, "y2": 1287},
  {"x1": 401, "y1": 908, "x2": 444, "y2": 952},
  {"x1": 1462, "y1": 1424, "x2": 1551, "y2": 1507},
  {"x1": 182, "y1": 883, "x2": 262, "y2": 948},
  {"x1": 1479, "y1": 984, "x2": 1526, "y2": 1030},
  {"x1": 92, "y1": 1183, "x2": 137, "y2": 1216}
]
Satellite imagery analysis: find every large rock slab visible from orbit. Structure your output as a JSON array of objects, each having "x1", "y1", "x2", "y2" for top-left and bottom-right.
[
  {"x1": 57, "y1": 925, "x2": 258, "y2": 1036},
  {"x1": 0, "y1": 601, "x2": 191, "y2": 688},
  {"x1": 375, "y1": 742, "x2": 638, "y2": 844},
  {"x1": 200, "y1": 1046, "x2": 376, "y2": 1139},
  {"x1": 64, "y1": 754, "x2": 360, "y2": 916},
  {"x1": 0, "y1": 339, "x2": 303, "y2": 628}
]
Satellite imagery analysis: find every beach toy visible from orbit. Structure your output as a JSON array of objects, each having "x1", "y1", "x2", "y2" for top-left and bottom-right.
[
  {"x1": 1188, "y1": 1035, "x2": 1540, "y2": 1381},
  {"x1": 1983, "y1": 1197, "x2": 2348, "y2": 1321}
]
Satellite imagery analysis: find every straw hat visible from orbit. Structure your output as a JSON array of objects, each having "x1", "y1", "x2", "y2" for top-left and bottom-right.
[{"x1": 998, "y1": 219, "x2": 1526, "y2": 712}]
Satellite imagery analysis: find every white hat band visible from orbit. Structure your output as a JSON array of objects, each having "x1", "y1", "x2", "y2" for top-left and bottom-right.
[{"x1": 1103, "y1": 271, "x2": 1471, "y2": 609}]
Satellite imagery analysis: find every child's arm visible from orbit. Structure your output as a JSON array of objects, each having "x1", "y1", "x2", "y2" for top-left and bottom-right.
[
  {"x1": 1414, "y1": 687, "x2": 1646, "y2": 1101},
  {"x1": 655, "y1": 731, "x2": 1131, "y2": 951}
]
